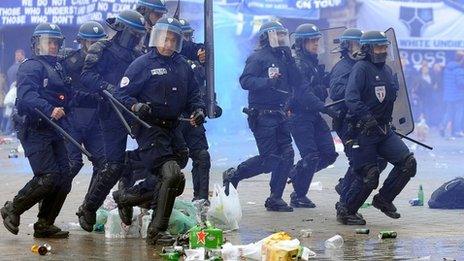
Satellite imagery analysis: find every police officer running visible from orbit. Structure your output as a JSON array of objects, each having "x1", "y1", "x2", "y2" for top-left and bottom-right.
[
  {"x1": 1, "y1": 23, "x2": 71, "y2": 238},
  {"x1": 286, "y1": 23, "x2": 339, "y2": 208},
  {"x1": 76, "y1": 10, "x2": 146, "y2": 232},
  {"x1": 61, "y1": 21, "x2": 107, "y2": 187},
  {"x1": 223, "y1": 21, "x2": 299, "y2": 212},
  {"x1": 343, "y1": 31, "x2": 417, "y2": 223},
  {"x1": 114, "y1": 17, "x2": 205, "y2": 245}
]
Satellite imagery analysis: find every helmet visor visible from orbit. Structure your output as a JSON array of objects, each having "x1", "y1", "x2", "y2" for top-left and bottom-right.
[
  {"x1": 149, "y1": 23, "x2": 183, "y2": 53},
  {"x1": 35, "y1": 36, "x2": 63, "y2": 56},
  {"x1": 119, "y1": 28, "x2": 146, "y2": 49},
  {"x1": 268, "y1": 29, "x2": 290, "y2": 48}
]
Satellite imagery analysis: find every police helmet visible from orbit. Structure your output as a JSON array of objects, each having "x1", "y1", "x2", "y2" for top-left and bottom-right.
[
  {"x1": 31, "y1": 23, "x2": 64, "y2": 57},
  {"x1": 77, "y1": 21, "x2": 106, "y2": 42},
  {"x1": 149, "y1": 17, "x2": 183, "y2": 55},
  {"x1": 360, "y1": 31, "x2": 391, "y2": 63},
  {"x1": 258, "y1": 21, "x2": 289, "y2": 48},
  {"x1": 179, "y1": 18, "x2": 194, "y2": 41},
  {"x1": 107, "y1": 10, "x2": 146, "y2": 49},
  {"x1": 293, "y1": 23, "x2": 321, "y2": 53},
  {"x1": 136, "y1": 0, "x2": 168, "y2": 26}
]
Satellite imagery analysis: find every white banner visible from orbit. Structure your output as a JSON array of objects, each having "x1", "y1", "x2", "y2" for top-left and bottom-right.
[{"x1": 357, "y1": 0, "x2": 464, "y2": 51}]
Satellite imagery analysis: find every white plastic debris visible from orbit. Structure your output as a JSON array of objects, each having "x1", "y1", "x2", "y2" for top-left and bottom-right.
[{"x1": 325, "y1": 234, "x2": 344, "y2": 249}]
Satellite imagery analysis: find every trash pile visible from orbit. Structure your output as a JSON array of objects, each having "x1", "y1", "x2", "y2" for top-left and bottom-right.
[{"x1": 161, "y1": 231, "x2": 316, "y2": 261}]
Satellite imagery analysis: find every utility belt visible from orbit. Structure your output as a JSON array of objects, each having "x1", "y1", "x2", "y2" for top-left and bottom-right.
[
  {"x1": 145, "y1": 117, "x2": 179, "y2": 130},
  {"x1": 242, "y1": 107, "x2": 285, "y2": 118}
]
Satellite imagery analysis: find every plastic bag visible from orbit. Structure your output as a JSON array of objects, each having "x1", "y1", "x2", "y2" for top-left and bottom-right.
[
  {"x1": 428, "y1": 177, "x2": 464, "y2": 209},
  {"x1": 140, "y1": 199, "x2": 199, "y2": 238},
  {"x1": 94, "y1": 208, "x2": 109, "y2": 232},
  {"x1": 104, "y1": 207, "x2": 142, "y2": 238},
  {"x1": 207, "y1": 184, "x2": 242, "y2": 230}
]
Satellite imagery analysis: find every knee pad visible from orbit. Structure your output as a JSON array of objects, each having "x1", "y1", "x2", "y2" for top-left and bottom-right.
[
  {"x1": 361, "y1": 164, "x2": 380, "y2": 190},
  {"x1": 160, "y1": 161, "x2": 183, "y2": 187},
  {"x1": 38, "y1": 173, "x2": 58, "y2": 191},
  {"x1": 191, "y1": 150, "x2": 211, "y2": 169},
  {"x1": 300, "y1": 153, "x2": 319, "y2": 171},
  {"x1": 400, "y1": 154, "x2": 417, "y2": 178}
]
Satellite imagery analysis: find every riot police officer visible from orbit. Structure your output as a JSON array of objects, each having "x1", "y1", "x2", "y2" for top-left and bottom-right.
[
  {"x1": 179, "y1": 18, "x2": 206, "y2": 63},
  {"x1": 61, "y1": 21, "x2": 107, "y2": 186},
  {"x1": 76, "y1": 10, "x2": 146, "y2": 232},
  {"x1": 287, "y1": 23, "x2": 339, "y2": 208},
  {"x1": 177, "y1": 18, "x2": 211, "y2": 202},
  {"x1": 114, "y1": 17, "x2": 205, "y2": 245},
  {"x1": 1, "y1": 23, "x2": 71, "y2": 238},
  {"x1": 223, "y1": 21, "x2": 299, "y2": 212},
  {"x1": 343, "y1": 31, "x2": 417, "y2": 223},
  {"x1": 329, "y1": 28, "x2": 370, "y2": 225}
]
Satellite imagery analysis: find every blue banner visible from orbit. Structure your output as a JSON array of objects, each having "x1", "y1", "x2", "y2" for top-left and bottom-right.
[
  {"x1": 0, "y1": 0, "x2": 138, "y2": 28},
  {"x1": 238, "y1": 0, "x2": 346, "y2": 19}
]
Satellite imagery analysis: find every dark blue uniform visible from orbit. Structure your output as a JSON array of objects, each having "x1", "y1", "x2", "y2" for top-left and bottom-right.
[
  {"x1": 12, "y1": 55, "x2": 72, "y2": 232},
  {"x1": 62, "y1": 49, "x2": 105, "y2": 180},
  {"x1": 225, "y1": 46, "x2": 298, "y2": 210},
  {"x1": 178, "y1": 41, "x2": 211, "y2": 201},
  {"x1": 344, "y1": 60, "x2": 416, "y2": 217},
  {"x1": 330, "y1": 56, "x2": 387, "y2": 212},
  {"x1": 288, "y1": 52, "x2": 338, "y2": 207},
  {"x1": 77, "y1": 39, "x2": 142, "y2": 216},
  {"x1": 114, "y1": 48, "x2": 204, "y2": 243}
]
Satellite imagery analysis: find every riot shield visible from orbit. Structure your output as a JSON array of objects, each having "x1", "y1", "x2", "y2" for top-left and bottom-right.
[
  {"x1": 385, "y1": 27, "x2": 414, "y2": 136},
  {"x1": 318, "y1": 26, "x2": 347, "y2": 73},
  {"x1": 317, "y1": 26, "x2": 347, "y2": 130}
]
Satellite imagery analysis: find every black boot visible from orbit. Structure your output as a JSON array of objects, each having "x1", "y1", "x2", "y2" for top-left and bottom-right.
[
  {"x1": 336, "y1": 202, "x2": 366, "y2": 225},
  {"x1": 1, "y1": 201, "x2": 20, "y2": 235},
  {"x1": 112, "y1": 190, "x2": 133, "y2": 226},
  {"x1": 146, "y1": 228, "x2": 175, "y2": 246},
  {"x1": 33, "y1": 219, "x2": 69, "y2": 238},
  {"x1": 372, "y1": 194, "x2": 400, "y2": 219},
  {"x1": 76, "y1": 205, "x2": 96, "y2": 232},
  {"x1": 264, "y1": 196, "x2": 293, "y2": 212},
  {"x1": 290, "y1": 192, "x2": 316, "y2": 208},
  {"x1": 222, "y1": 168, "x2": 238, "y2": 195}
]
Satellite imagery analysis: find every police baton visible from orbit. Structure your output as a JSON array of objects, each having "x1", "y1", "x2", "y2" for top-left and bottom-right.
[
  {"x1": 102, "y1": 90, "x2": 152, "y2": 129},
  {"x1": 325, "y1": 99, "x2": 344, "y2": 108},
  {"x1": 34, "y1": 108, "x2": 93, "y2": 160},
  {"x1": 394, "y1": 131, "x2": 433, "y2": 150},
  {"x1": 106, "y1": 96, "x2": 135, "y2": 138}
]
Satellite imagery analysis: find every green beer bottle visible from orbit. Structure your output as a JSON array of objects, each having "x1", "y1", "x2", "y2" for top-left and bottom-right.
[{"x1": 418, "y1": 185, "x2": 424, "y2": 206}]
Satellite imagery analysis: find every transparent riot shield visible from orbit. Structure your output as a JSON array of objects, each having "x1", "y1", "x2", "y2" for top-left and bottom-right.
[
  {"x1": 317, "y1": 26, "x2": 347, "y2": 130},
  {"x1": 385, "y1": 27, "x2": 415, "y2": 136}
]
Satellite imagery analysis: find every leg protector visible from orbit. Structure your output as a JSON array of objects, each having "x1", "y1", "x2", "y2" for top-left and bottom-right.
[
  {"x1": 190, "y1": 150, "x2": 211, "y2": 200},
  {"x1": 270, "y1": 144, "x2": 294, "y2": 199},
  {"x1": 291, "y1": 153, "x2": 319, "y2": 198},
  {"x1": 378, "y1": 154, "x2": 417, "y2": 202},
  {"x1": 344, "y1": 164, "x2": 380, "y2": 215},
  {"x1": 38, "y1": 173, "x2": 73, "y2": 226}
]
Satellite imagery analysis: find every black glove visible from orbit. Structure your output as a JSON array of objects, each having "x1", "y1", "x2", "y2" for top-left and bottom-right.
[
  {"x1": 191, "y1": 108, "x2": 205, "y2": 126},
  {"x1": 322, "y1": 107, "x2": 340, "y2": 119},
  {"x1": 132, "y1": 103, "x2": 151, "y2": 119},
  {"x1": 102, "y1": 84, "x2": 116, "y2": 94},
  {"x1": 359, "y1": 116, "x2": 378, "y2": 134}
]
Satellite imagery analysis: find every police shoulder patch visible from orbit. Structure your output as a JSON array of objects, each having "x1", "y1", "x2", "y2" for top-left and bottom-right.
[{"x1": 120, "y1": 76, "x2": 130, "y2": 88}]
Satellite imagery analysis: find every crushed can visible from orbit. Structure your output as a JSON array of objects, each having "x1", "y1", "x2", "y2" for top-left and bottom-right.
[
  {"x1": 189, "y1": 224, "x2": 223, "y2": 249},
  {"x1": 378, "y1": 231, "x2": 397, "y2": 239},
  {"x1": 355, "y1": 228, "x2": 370, "y2": 234}
]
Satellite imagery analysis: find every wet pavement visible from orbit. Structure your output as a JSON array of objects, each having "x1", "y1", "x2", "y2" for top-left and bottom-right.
[{"x1": 0, "y1": 129, "x2": 463, "y2": 260}]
